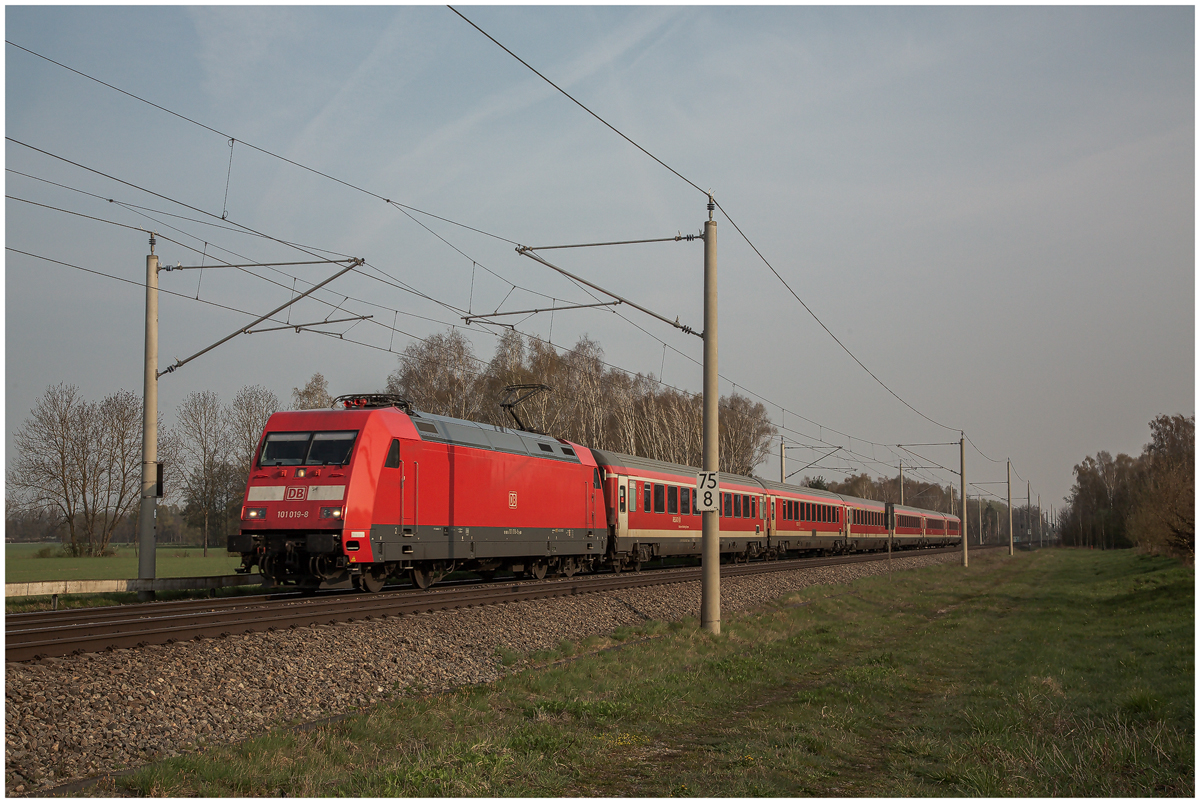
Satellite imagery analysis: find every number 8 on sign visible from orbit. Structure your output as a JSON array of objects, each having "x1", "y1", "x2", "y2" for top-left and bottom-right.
[{"x1": 695, "y1": 471, "x2": 719, "y2": 512}]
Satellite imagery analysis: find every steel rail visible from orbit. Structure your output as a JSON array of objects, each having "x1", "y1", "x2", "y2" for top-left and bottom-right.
[{"x1": 6, "y1": 547, "x2": 981, "y2": 663}]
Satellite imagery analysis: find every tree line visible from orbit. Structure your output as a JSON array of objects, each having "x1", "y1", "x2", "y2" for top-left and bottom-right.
[
  {"x1": 7, "y1": 330, "x2": 786, "y2": 554},
  {"x1": 1058, "y1": 414, "x2": 1194, "y2": 560},
  {"x1": 385, "y1": 328, "x2": 778, "y2": 475},
  {"x1": 9, "y1": 383, "x2": 282, "y2": 556}
]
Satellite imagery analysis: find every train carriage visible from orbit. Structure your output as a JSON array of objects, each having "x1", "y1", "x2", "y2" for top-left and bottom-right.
[
  {"x1": 844, "y1": 496, "x2": 889, "y2": 552},
  {"x1": 758, "y1": 479, "x2": 850, "y2": 555},
  {"x1": 590, "y1": 450, "x2": 770, "y2": 566}
]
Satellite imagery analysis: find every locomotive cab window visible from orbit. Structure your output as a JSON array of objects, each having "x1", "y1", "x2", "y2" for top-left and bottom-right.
[
  {"x1": 384, "y1": 439, "x2": 401, "y2": 469},
  {"x1": 259, "y1": 430, "x2": 358, "y2": 467},
  {"x1": 594, "y1": 468, "x2": 602, "y2": 489}
]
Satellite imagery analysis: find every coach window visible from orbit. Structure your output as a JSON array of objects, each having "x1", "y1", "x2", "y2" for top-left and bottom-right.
[
  {"x1": 384, "y1": 438, "x2": 401, "y2": 469},
  {"x1": 681, "y1": 487, "x2": 691, "y2": 515},
  {"x1": 619, "y1": 484, "x2": 627, "y2": 513},
  {"x1": 722, "y1": 493, "x2": 732, "y2": 518},
  {"x1": 733, "y1": 494, "x2": 741, "y2": 518},
  {"x1": 668, "y1": 485, "x2": 679, "y2": 515},
  {"x1": 644, "y1": 482, "x2": 652, "y2": 513},
  {"x1": 654, "y1": 483, "x2": 665, "y2": 514},
  {"x1": 752, "y1": 496, "x2": 758, "y2": 519}
]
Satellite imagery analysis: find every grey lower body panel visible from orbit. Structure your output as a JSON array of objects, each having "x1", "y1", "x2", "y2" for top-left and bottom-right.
[{"x1": 368, "y1": 524, "x2": 602, "y2": 563}]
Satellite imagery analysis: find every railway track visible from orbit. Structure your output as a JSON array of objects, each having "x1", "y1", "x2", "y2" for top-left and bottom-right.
[{"x1": 6, "y1": 546, "x2": 976, "y2": 663}]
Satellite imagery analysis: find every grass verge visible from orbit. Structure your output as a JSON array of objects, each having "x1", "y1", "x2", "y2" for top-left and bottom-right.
[{"x1": 103, "y1": 549, "x2": 1192, "y2": 796}]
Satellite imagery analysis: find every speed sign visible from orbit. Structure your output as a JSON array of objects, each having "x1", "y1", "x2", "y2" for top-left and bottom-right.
[{"x1": 695, "y1": 471, "x2": 719, "y2": 512}]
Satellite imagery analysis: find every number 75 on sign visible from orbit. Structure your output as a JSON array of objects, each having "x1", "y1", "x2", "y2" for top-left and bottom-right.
[{"x1": 695, "y1": 472, "x2": 719, "y2": 511}]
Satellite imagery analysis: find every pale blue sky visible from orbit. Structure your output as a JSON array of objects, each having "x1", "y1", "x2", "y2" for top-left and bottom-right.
[{"x1": 5, "y1": 5, "x2": 1194, "y2": 512}]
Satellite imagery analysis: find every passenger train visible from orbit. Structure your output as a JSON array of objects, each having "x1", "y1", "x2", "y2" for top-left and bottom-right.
[{"x1": 227, "y1": 394, "x2": 961, "y2": 591}]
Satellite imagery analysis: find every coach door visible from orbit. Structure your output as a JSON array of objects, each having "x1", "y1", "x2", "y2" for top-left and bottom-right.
[{"x1": 616, "y1": 477, "x2": 629, "y2": 539}]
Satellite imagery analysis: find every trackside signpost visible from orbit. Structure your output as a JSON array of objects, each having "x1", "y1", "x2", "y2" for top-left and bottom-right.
[{"x1": 696, "y1": 472, "x2": 719, "y2": 512}]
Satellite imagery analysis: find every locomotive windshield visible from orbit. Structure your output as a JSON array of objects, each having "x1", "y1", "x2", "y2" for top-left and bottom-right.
[{"x1": 258, "y1": 430, "x2": 358, "y2": 467}]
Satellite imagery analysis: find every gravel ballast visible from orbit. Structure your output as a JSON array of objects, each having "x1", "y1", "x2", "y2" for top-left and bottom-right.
[{"x1": 5, "y1": 552, "x2": 957, "y2": 794}]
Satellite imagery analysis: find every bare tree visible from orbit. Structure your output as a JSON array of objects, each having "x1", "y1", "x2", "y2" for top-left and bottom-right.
[
  {"x1": 10, "y1": 384, "x2": 142, "y2": 556},
  {"x1": 564, "y1": 335, "x2": 607, "y2": 448},
  {"x1": 477, "y1": 329, "x2": 534, "y2": 428},
  {"x1": 387, "y1": 329, "x2": 484, "y2": 420},
  {"x1": 719, "y1": 392, "x2": 777, "y2": 476},
  {"x1": 292, "y1": 372, "x2": 333, "y2": 410},
  {"x1": 230, "y1": 385, "x2": 281, "y2": 472},
  {"x1": 174, "y1": 390, "x2": 232, "y2": 557}
]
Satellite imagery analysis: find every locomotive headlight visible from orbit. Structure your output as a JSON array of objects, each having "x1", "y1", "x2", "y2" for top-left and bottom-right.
[
  {"x1": 295, "y1": 467, "x2": 307, "y2": 478},
  {"x1": 243, "y1": 507, "x2": 267, "y2": 520},
  {"x1": 320, "y1": 506, "x2": 343, "y2": 519}
]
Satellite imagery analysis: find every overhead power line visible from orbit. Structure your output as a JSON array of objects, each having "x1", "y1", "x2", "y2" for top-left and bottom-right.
[
  {"x1": 4, "y1": 39, "x2": 517, "y2": 248},
  {"x1": 446, "y1": 7, "x2": 964, "y2": 437},
  {"x1": 447, "y1": 6, "x2": 707, "y2": 198},
  {"x1": 9, "y1": 37, "x2": 1019, "y2": 486}
]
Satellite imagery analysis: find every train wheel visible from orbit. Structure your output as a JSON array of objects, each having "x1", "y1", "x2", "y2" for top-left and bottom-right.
[
  {"x1": 529, "y1": 560, "x2": 548, "y2": 581},
  {"x1": 411, "y1": 566, "x2": 434, "y2": 590},
  {"x1": 357, "y1": 567, "x2": 387, "y2": 594},
  {"x1": 561, "y1": 557, "x2": 578, "y2": 578}
]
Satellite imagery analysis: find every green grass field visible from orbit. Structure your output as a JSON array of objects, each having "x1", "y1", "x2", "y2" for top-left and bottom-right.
[
  {"x1": 111, "y1": 548, "x2": 1193, "y2": 797},
  {"x1": 5, "y1": 543, "x2": 242, "y2": 585}
]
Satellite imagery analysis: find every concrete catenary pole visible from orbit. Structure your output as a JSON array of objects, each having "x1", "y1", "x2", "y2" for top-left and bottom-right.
[
  {"x1": 1038, "y1": 493, "x2": 1042, "y2": 549},
  {"x1": 780, "y1": 437, "x2": 785, "y2": 484},
  {"x1": 960, "y1": 434, "x2": 968, "y2": 566},
  {"x1": 899, "y1": 460, "x2": 904, "y2": 506},
  {"x1": 137, "y1": 236, "x2": 160, "y2": 601},
  {"x1": 1007, "y1": 459, "x2": 1014, "y2": 556},
  {"x1": 978, "y1": 494, "x2": 983, "y2": 545},
  {"x1": 1027, "y1": 481, "x2": 1031, "y2": 546},
  {"x1": 701, "y1": 199, "x2": 720, "y2": 634}
]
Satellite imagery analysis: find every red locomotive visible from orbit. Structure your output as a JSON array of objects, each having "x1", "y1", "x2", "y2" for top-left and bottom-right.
[{"x1": 228, "y1": 394, "x2": 960, "y2": 590}]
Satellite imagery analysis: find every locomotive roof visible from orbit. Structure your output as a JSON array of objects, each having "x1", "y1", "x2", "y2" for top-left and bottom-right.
[{"x1": 406, "y1": 410, "x2": 583, "y2": 463}]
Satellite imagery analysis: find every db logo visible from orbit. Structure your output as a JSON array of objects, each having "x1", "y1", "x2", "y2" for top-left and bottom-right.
[
  {"x1": 285, "y1": 486, "x2": 308, "y2": 501},
  {"x1": 508, "y1": 491, "x2": 518, "y2": 509}
]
